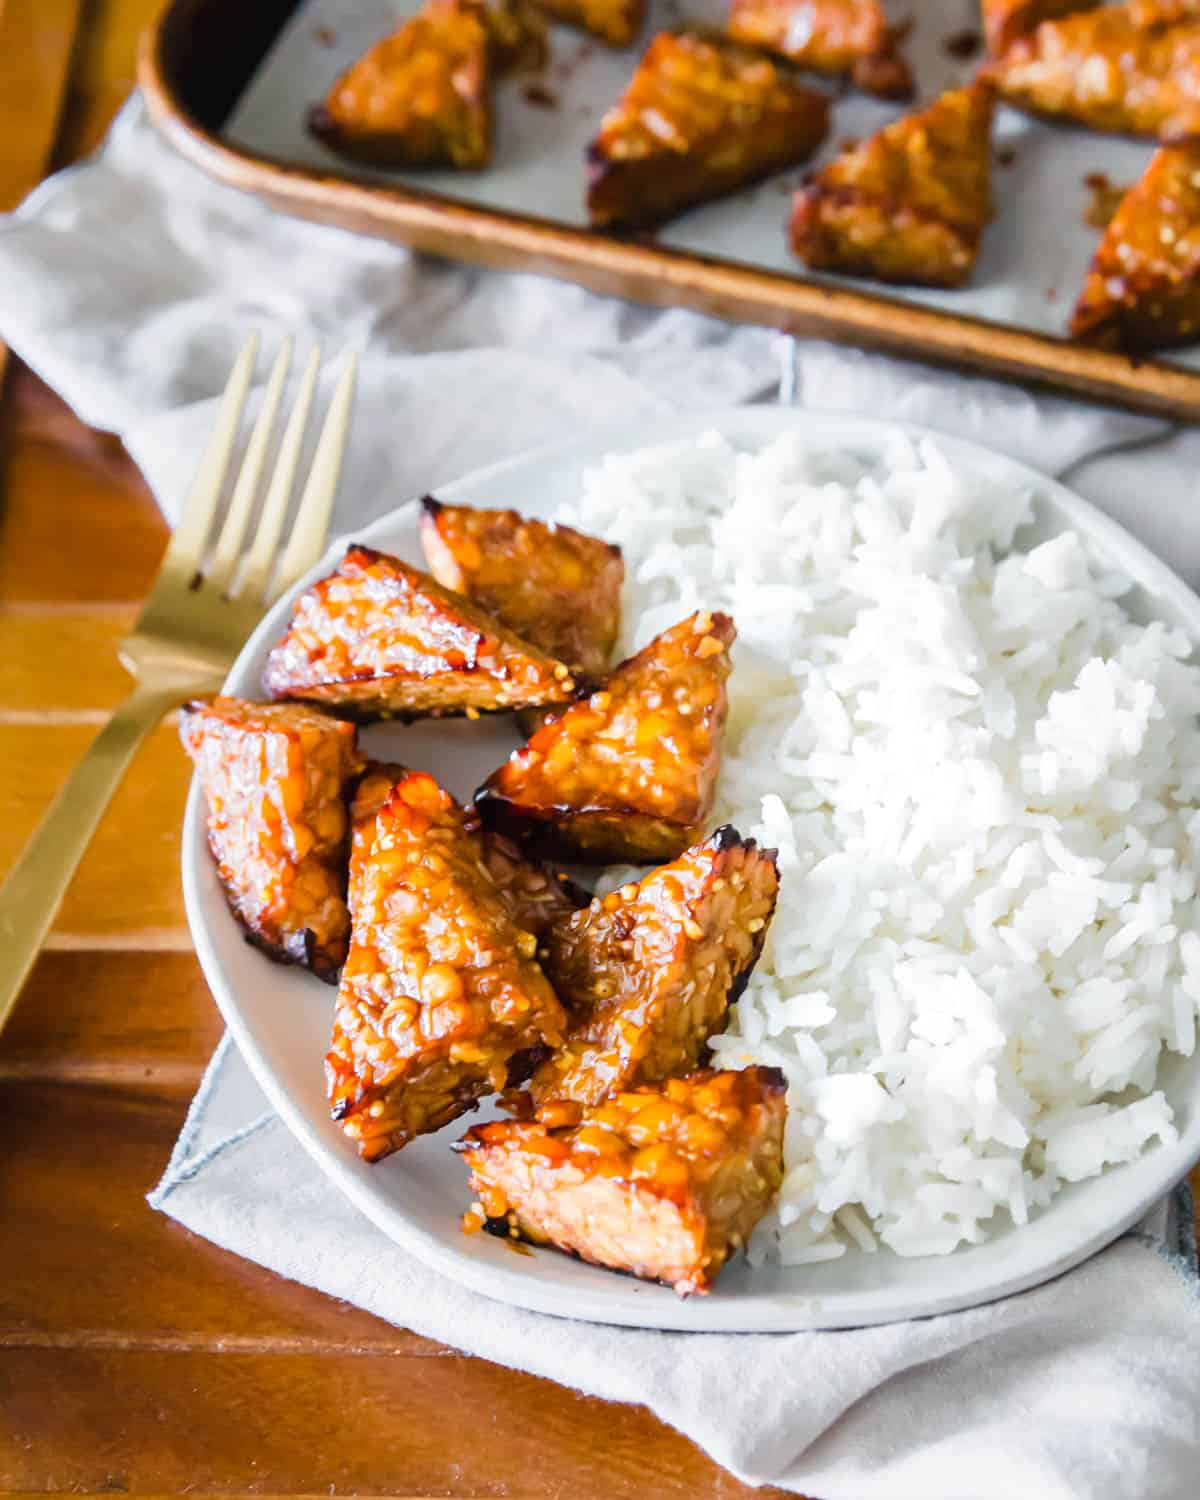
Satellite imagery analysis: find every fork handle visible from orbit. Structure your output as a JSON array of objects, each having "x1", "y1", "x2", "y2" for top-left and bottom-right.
[{"x1": 0, "y1": 683, "x2": 186, "y2": 1034}]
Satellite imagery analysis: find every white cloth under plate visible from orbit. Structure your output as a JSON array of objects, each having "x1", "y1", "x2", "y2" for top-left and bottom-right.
[{"x1": 2, "y1": 95, "x2": 1200, "y2": 1500}]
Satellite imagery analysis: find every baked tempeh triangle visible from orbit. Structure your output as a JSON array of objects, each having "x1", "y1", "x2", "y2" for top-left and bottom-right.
[
  {"x1": 528, "y1": 827, "x2": 779, "y2": 1111},
  {"x1": 327, "y1": 770, "x2": 568, "y2": 1160},
  {"x1": 179, "y1": 698, "x2": 364, "y2": 981},
  {"x1": 456, "y1": 1066, "x2": 787, "y2": 1294},
  {"x1": 309, "y1": 0, "x2": 494, "y2": 167},
  {"x1": 263, "y1": 544, "x2": 577, "y2": 720},
  {"x1": 726, "y1": 0, "x2": 912, "y2": 98},
  {"x1": 419, "y1": 499, "x2": 624, "y2": 679},
  {"x1": 983, "y1": 3, "x2": 1200, "y2": 141},
  {"x1": 1070, "y1": 144, "x2": 1200, "y2": 351},
  {"x1": 476, "y1": 610, "x2": 735, "y2": 863},
  {"x1": 789, "y1": 83, "x2": 995, "y2": 288},
  {"x1": 586, "y1": 32, "x2": 830, "y2": 231}
]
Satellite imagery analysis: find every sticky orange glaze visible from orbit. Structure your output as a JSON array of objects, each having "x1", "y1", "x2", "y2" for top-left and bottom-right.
[
  {"x1": 1070, "y1": 144, "x2": 1200, "y2": 351},
  {"x1": 457, "y1": 1066, "x2": 788, "y2": 1294},
  {"x1": 586, "y1": 33, "x2": 830, "y2": 230},
  {"x1": 328, "y1": 770, "x2": 567, "y2": 1160},
  {"x1": 179, "y1": 697, "x2": 363, "y2": 981},
  {"x1": 263, "y1": 544, "x2": 576, "y2": 720},
  {"x1": 477, "y1": 610, "x2": 734, "y2": 863},
  {"x1": 529, "y1": 827, "x2": 779, "y2": 1108},
  {"x1": 419, "y1": 499, "x2": 623, "y2": 678}
]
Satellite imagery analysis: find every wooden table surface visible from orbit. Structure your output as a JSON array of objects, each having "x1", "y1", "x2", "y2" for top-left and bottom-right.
[{"x1": 0, "y1": 3, "x2": 1196, "y2": 1496}]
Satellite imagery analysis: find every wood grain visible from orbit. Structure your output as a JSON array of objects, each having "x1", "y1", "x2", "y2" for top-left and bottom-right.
[
  {"x1": 0, "y1": 951, "x2": 220, "y2": 1076},
  {"x1": 0, "y1": 608, "x2": 138, "y2": 714},
  {"x1": 0, "y1": 1088, "x2": 778, "y2": 1499},
  {"x1": 0, "y1": 1345, "x2": 770, "y2": 1499},
  {"x1": 0, "y1": 0, "x2": 85, "y2": 212},
  {"x1": 0, "y1": 1080, "x2": 409, "y2": 1347},
  {"x1": 0, "y1": 373, "x2": 166, "y2": 602},
  {"x1": 0, "y1": 0, "x2": 86, "y2": 390},
  {"x1": 0, "y1": 720, "x2": 190, "y2": 938},
  {"x1": 52, "y1": 0, "x2": 165, "y2": 162}
]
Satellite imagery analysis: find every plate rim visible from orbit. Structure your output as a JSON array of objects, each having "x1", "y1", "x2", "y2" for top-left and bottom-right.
[{"x1": 181, "y1": 405, "x2": 1200, "y2": 1331}]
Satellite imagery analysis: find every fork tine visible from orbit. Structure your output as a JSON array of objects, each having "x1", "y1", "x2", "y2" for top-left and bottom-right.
[
  {"x1": 206, "y1": 338, "x2": 293, "y2": 595},
  {"x1": 239, "y1": 345, "x2": 322, "y2": 604},
  {"x1": 163, "y1": 334, "x2": 260, "y2": 574},
  {"x1": 271, "y1": 352, "x2": 359, "y2": 603}
]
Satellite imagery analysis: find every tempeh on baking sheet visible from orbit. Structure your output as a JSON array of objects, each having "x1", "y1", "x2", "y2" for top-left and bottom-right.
[{"x1": 224, "y1": 0, "x2": 1200, "y2": 376}]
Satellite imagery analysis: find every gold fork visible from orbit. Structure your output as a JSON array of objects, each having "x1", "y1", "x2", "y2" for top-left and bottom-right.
[{"x1": 0, "y1": 334, "x2": 358, "y2": 1032}]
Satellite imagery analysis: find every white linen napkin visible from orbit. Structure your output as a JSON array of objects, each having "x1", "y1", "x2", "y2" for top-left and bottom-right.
[{"x1": 3, "y1": 95, "x2": 1200, "y2": 1500}]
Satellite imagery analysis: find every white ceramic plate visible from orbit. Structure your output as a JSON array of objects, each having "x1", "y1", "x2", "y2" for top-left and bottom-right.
[{"x1": 182, "y1": 407, "x2": 1200, "y2": 1331}]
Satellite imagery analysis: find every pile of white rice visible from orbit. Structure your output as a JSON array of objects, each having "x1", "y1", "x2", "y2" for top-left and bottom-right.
[{"x1": 553, "y1": 428, "x2": 1200, "y2": 1261}]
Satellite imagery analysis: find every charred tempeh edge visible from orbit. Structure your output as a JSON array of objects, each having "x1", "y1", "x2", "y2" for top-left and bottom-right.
[
  {"x1": 476, "y1": 610, "x2": 735, "y2": 863},
  {"x1": 327, "y1": 769, "x2": 568, "y2": 1160},
  {"x1": 179, "y1": 697, "x2": 365, "y2": 982},
  {"x1": 262, "y1": 544, "x2": 578, "y2": 721},
  {"x1": 586, "y1": 32, "x2": 831, "y2": 231},
  {"x1": 528, "y1": 826, "x2": 780, "y2": 1110},
  {"x1": 351, "y1": 761, "x2": 589, "y2": 934},
  {"x1": 419, "y1": 497, "x2": 624, "y2": 679},
  {"x1": 456, "y1": 1065, "x2": 788, "y2": 1294}
]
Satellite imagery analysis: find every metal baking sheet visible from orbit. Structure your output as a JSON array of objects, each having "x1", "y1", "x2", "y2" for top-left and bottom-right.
[{"x1": 223, "y1": 0, "x2": 1199, "y2": 372}]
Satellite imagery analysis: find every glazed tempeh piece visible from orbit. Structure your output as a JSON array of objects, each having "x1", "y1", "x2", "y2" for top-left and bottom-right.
[
  {"x1": 351, "y1": 762, "x2": 587, "y2": 935},
  {"x1": 983, "y1": 4, "x2": 1200, "y2": 141},
  {"x1": 980, "y1": 0, "x2": 1098, "y2": 56},
  {"x1": 419, "y1": 498, "x2": 624, "y2": 678},
  {"x1": 529, "y1": 827, "x2": 779, "y2": 1110},
  {"x1": 457, "y1": 1066, "x2": 787, "y2": 1293},
  {"x1": 1070, "y1": 145, "x2": 1200, "y2": 351},
  {"x1": 308, "y1": 0, "x2": 493, "y2": 168},
  {"x1": 348, "y1": 758, "x2": 583, "y2": 1093},
  {"x1": 586, "y1": 32, "x2": 830, "y2": 231},
  {"x1": 1130, "y1": 0, "x2": 1200, "y2": 20},
  {"x1": 537, "y1": 0, "x2": 645, "y2": 46},
  {"x1": 179, "y1": 698, "x2": 364, "y2": 981},
  {"x1": 726, "y1": 0, "x2": 912, "y2": 99},
  {"x1": 790, "y1": 83, "x2": 995, "y2": 289},
  {"x1": 476, "y1": 610, "x2": 735, "y2": 863},
  {"x1": 263, "y1": 544, "x2": 577, "y2": 720},
  {"x1": 309, "y1": 0, "x2": 546, "y2": 166},
  {"x1": 327, "y1": 770, "x2": 568, "y2": 1160}
]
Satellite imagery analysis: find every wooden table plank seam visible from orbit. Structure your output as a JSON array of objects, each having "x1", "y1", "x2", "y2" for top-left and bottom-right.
[
  {"x1": 43, "y1": 929, "x2": 195, "y2": 950},
  {"x1": 0, "y1": 1331, "x2": 461, "y2": 1357}
]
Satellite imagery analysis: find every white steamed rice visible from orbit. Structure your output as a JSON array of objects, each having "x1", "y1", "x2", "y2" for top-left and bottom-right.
[{"x1": 550, "y1": 428, "x2": 1200, "y2": 1261}]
